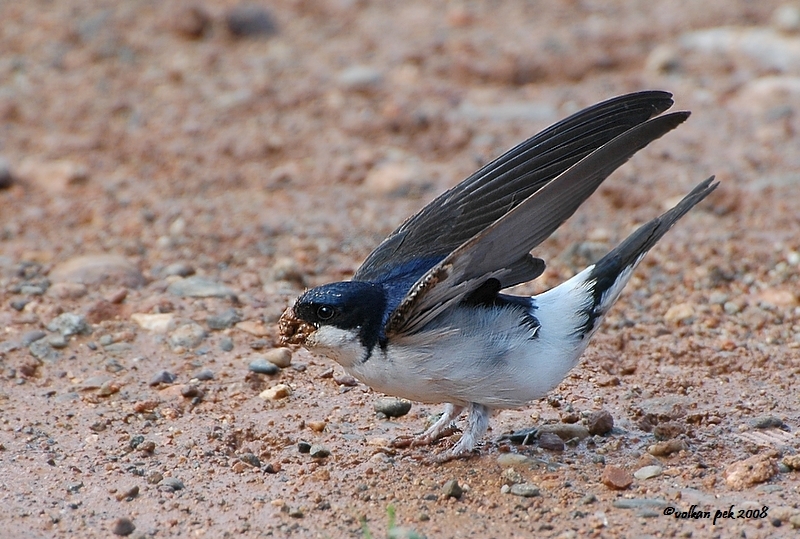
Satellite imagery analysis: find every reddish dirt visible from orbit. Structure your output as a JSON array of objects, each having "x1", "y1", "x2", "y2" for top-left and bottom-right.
[{"x1": 1, "y1": 1, "x2": 799, "y2": 538}]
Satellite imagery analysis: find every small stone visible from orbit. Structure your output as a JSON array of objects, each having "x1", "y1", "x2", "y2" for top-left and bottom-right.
[
  {"x1": 149, "y1": 370, "x2": 177, "y2": 386},
  {"x1": 653, "y1": 421, "x2": 685, "y2": 441},
  {"x1": 309, "y1": 444, "x2": 330, "y2": 458},
  {"x1": 47, "y1": 334, "x2": 68, "y2": 349},
  {"x1": 160, "y1": 477, "x2": 185, "y2": 491},
  {"x1": 263, "y1": 347, "x2": 292, "y2": 368},
  {"x1": 29, "y1": 339, "x2": 59, "y2": 362},
  {"x1": 207, "y1": 309, "x2": 241, "y2": 330},
  {"x1": 723, "y1": 301, "x2": 741, "y2": 315},
  {"x1": 226, "y1": 3, "x2": 278, "y2": 37},
  {"x1": 782, "y1": 454, "x2": 800, "y2": 471},
  {"x1": 259, "y1": 384, "x2": 291, "y2": 401},
  {"x1": 538, "y1": 423, "x2": 590, "y2": 441},
  {"x1": 648, "y1": 439, "x2": 688, "y2": 457},
  {"x1": 773, "y1": 4, "x2": 800, "y2": 33},
  {"x1": 131, "y1": 313, "x2": 175, "y2": 333},
  {"x1": 297, "y1": 441, "x2": 312, "y2": 454},
  {"x1": 501, "y1": 468, "x2": 523, "y2": 486},
  {"x1": 46, "y1": 313, "x2": 92, "y2": 337},
  {"x1": 725, "y1": 452, "x2": 779, "y2": 490},
  {"x1": 307, "y1": 421, "x2": 326, "y2": 433},
  {"x1": 333, "y1": 372, "x2": 358, "y2": 386},
  {"x1": 587, "y1": 410, "x2": 614, "y2": 436},
  {"x1": 442, "y1": 479, "x2": 463, "y2": 499},
  {"x1": 496, "y1": 453, "x2": 534, "y2": 467},
  {"x1": 146, "y1": 471, "x2": 163, "y2": 485},
  {"x1": 21, "y1": 330, "x2": 46, "y2": 346},
  {"x1": 50, "y1": 254, "x2": 145, "y2": 288},
  {"x1": 240, "y1": 453, "x2": 261, "y2": 468},
  {"x1": 338, "y1": 65, "x2": 383, "y2": 91},
  {"x1": 162, "y1": 262, "x2": 195, "y2": 277},
  {"x1": 248, "y1": 358, "x2": 279, "y2": 375},
  {"x1": 47, "y1": 282, "x2": 88, "y2": 300},
  {"x1": 538, "y1": 432, "x2": 565, "y2": 451},
  {"x1": 115, "y1": 485, "x2": 139, "y2": 501},
  {"x1": 633, "y1": 465, "x2": 664, "y2": 480},
  {"x1": 111, "y1": 517, "x2": 135, "y2": 536},
  {"x1": 168, "y1": 322, "x2": 207, "y2": 350},
  {"x1": 180, "y1": 384, "x2": 201, "y2": 399},
  {"x1": 374, "y1": 397, "x2": 412, "y2": 418},
  {"x1": 509, "y1": 483, "x2": 540, "y2": 497},
  {"x1": 750, "y1": 416, "x2": 787, "y2": 430},
  {"x1": 194, "y1": 369, "x2": 215, "y2": 381},
  {"x1": 579, "y1": 494, "x2": 597, "y2": 505},
  {"x1": 167, "y1": 276, "x2": 236, "y2": 299},
  {"x1": 601, "y1": 466, "x2": 633, "y2": 490},
  {"x1": 170, "y1": 4, "x2": 211, "y2": 39},
  {"x1": 612, "y1": 498, "x2": 668, "y2": 509},
  {"x1": 664, "y1": 303, "x2": 695, "y2": 324},
  {"x1": 220, "y1": 337, "x2": 234, "y2": 352},
  {"x1": 85, "y1": 300, "x2": 123, "y2": 324}
]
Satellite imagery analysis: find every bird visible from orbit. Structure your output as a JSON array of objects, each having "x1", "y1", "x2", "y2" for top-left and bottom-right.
[{"x1": 279, "y1": 91, "x2": 717, "y2": 458}]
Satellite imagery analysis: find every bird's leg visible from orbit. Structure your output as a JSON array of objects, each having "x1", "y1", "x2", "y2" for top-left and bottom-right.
[
  {"x1": 448, "y1": 403, "x2": 491, "y2": 456},
  {"x1": 411, "y1": 403, "x2": 464, "y2": 446}
]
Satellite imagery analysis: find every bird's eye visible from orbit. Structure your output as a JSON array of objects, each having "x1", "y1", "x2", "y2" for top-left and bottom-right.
[{"x1": 316, "y1": 305, "x2": 335, "y2": 321}]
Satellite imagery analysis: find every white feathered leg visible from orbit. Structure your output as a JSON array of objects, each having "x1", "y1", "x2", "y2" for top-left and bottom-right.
[
  {"x1": 449, "y1": 403, "x2": 490, "y2": 456},
  {"x1": 413, "y1": 403, "x2": 464, "y2": 446}
]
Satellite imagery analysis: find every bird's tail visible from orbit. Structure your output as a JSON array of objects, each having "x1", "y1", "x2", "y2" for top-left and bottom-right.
[{"x1": 577, "y1": 176, "x2": 718, "y2": 337}]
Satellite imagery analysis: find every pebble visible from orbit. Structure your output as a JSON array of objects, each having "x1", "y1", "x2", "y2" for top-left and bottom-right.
[
  {"x1": 220, "y1": 337, "x2": 234, "y2": 352},
  {"x1": 538, "y1": 432, "x2": 565, "y2": 452},
  {"x1": 263, "y1": 347, "x2": 292, "y2": 368},
  {"x1": 501, "y1": 468, "x2": 523, "y2": 486},
  {"x1": 496, "y1": 453, "x2": 534, "y2": 467},
  {"x1": 612, "y1": 498, "x2": 668, "y2": 509},
  {"x1": 111, "y1": 517, "x2": 135, "y2": 536},
  {"x1": 163, "y1": 262, "x2": 195, "y2": 277},
  {"x1": 207, "y1": 308, "x2": 241, "y2": 330},
  {"x1": 160, "y1": 477, "x2": 185, "y2": 491},
  {"x1": 29, "y1": 340, "x2": 59, "y2": 362},
  {"x1": 587, "y1": 409, "x2": 614, "y2": 436},
  {"x1": 49, "y1": 254, "x2": 145, "y2": 288},
  {"x1": 509, "y1": 483, "x2": 540, "y2": 497},
  {"x1": 131, "y1": 313, "x2": 175, "y2": 333},
  {"x1": 664, "y1": 302, "x2": 695, "y2": 324},
  {"x1": 226, "y1": 3, "x2": 278, "y2": 37},
  {"x1": 167, "y1": 276, "x2": 236, "y2": 299},
  {"x1": 750, "y1": 415, "x2": 787, "y2": 429},
  {"x1": 773, "y1": 4, "x2": 800, "y2": 32},
  {"x1": 374, "y1": 397, "x2": 412, "y2": 418},
  {"x1": 79, "y1": 375, "x2": 110, "y2": 390},
  {"x1": 782, "y1": 454, "x2": 800, "y2": 471},
  {"x1": 538, "y1": 423, "x2": 590, "y2": 441},
  {"x1": 168, "y1": 322, "x2": 207, "y2": 350},
  {"x1": 47, "y1": 334, "x2": 68, "y2": 349},
  {"x1": 248, "y1": 358, "x2": 279, "y2": 375},
  {"x1": 601, "y1": 466, "x2": 633, "y2": 490},
  {"x1": 298, "y1": 441, "x2": 312, "y2": 454},
  {"x1": 259, "y1": 384, "x2": 291, "y2": 401},
  {"x1": 171, "y1": 4, "x2": 211, "y2": 39},
  {"x1": 338, "y1": 65, "x2": 383, "y2": 91},
  {"x1": 653, "y1": 421, "x2": 685, "y2": 440},
  {"x1": 309, "y1": 444, "x2": 331, "y2": 458},
  {"x1": 21, "y1": 330, "x2": 46, "y2": 346},
  {"x1": 115, "y1": 485, "x2": 140, "y2": 502},
  {"x1": 46, "y1": 313, "x2": 92, "y2": 337},
  {"x1": 442, "y1": 479, "x2": 463, "y2": 499},
  {"x1": 47, "y1": 282, "x2": 88, "y2": 300},
  {"x1": 180, "y1": 384, "x2": 202, "y2": 399},
  {"x1": 240, "y1": 453, "x2": 261, "y2": 468},
  {"x1": 146, "y1": 471, "x2": 163, "y2": 485},
  {"x1": 633, "y1": 465, "x2": 664, "y2": 480},
  {"x1": 648, "y1": 439, "x2": 687, "y2": 457},
  {"x1": 194, "y1": 369, "x2": 214, "y2": 381},
  {"x1": 333, "y1": 373, "x2": 359, "y2": 386},
  {"x1": 149, "y1": 370, "x2": 177, "y2": 386},
  {"x1": 725, "y1": 452, "x2": 779, "y2": 490}
]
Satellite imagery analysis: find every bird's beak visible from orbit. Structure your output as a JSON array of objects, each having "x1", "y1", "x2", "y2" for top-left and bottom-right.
[{"x1": 278, "y1": 305, "x2": 315, "y2": 346}]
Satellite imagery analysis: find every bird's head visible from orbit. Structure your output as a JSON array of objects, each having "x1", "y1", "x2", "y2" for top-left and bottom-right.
[{"x1": 279, "y1": 281, "x2": 387, "y2": 363}]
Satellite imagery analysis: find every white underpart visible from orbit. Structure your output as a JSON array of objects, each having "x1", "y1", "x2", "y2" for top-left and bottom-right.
[{"x1": 303, "y1": 255, "x2": 646, "y2": 453}]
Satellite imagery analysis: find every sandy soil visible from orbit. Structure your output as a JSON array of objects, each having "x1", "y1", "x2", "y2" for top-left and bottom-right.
[{"x1": 1, "y1": 1, "x2": 800, "y2": 538}]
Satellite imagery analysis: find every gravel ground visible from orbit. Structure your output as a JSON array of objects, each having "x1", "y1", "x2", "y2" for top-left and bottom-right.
[{"x1": 1, "y1": 1, "x2": 800, "y2": 538}]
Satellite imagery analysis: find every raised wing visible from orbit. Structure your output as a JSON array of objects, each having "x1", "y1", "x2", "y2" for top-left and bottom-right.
[
  {"x1": 353, "y1": 91, "x2": 675, "y2": 284},
  {"x1": 385, "y1": 111, "x2": 690, "y2": 336}
]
